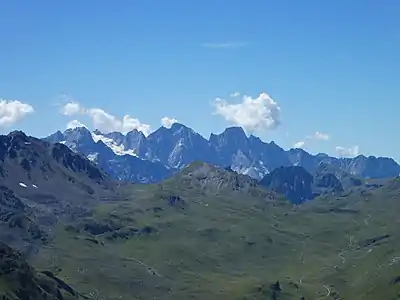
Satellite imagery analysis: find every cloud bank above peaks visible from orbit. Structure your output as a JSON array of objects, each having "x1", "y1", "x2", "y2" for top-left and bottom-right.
[
  {"x1": 161, "y1": 117, "x2": 178, "y2": 128},
  {"x1": 66, "y1": 119, "x2": 87, "y2": 130},
  {"x1": 311, "y1": 132, "x2": 330, "y2": 141},
  {"x1": 213, "y1": 92, "x2": 281, "y2": 134},
  {"x1": 335, "y1": 146, "x2": 360, "y2": 157},
  {"x1": 293, "y1": 131, "x2": 330, "y2": 149},
  {"x1": 0, "y1": 99, "x2": 34, "y2": 127},
  {"x1": 293, "y1": 141, "x2": 305, "y2": 149},
  {"x1": 60, "y1": 100, "x2": 151, "y2": 135}
]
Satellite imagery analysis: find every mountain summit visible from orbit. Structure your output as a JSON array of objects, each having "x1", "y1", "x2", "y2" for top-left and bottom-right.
[{"x1": 45, "y1": 124, "x2": 400, "y2": 183}]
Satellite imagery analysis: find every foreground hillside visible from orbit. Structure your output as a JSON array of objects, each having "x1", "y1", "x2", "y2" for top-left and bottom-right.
[
  {"x1": 0, "y1": 131, "x2": 114, "y2": 299},
  {"x1": 0, "y1": 132, "x2": 399, "y2": 299},
  {"x1": 0, "y1": 242, "x2": 84, "y2": 300},
  {"x1": 0, "y1": 131, "x2": 115, "y2": 254},
  {"x1": 31, "y1": 163, "x2": 400, "y2": 299}
]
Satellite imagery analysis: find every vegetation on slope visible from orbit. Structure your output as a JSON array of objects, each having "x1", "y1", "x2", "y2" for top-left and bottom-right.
[
  {"x1": 0, "y1": 241, "x2": 84, "y2": 300},
  {"x1": 28, "y1": 162, "x2": 400, "y2": 300}
]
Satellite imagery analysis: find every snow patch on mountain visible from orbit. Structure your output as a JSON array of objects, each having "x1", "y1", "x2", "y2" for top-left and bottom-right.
[
  {"x1": 87, "y1": 153, "x2": 99, "y2": 162},
  {"x1": 45, "y1": 124, "x2": 400, "y2": 183},
  {"x1": 91, "y1": 132, "x2": 138, "y2": 157}
]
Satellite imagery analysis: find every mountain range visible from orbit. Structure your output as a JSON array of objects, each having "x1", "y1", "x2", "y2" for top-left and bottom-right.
[
  {"x1": 45, "y1": 123, "x2": 400, "y2": 183},
  {"x1": 1, "y1": 130, "x2": 400, "y2": 299}
]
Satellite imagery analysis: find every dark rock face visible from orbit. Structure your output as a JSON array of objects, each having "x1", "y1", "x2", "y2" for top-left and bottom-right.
[
  {"x1": 147, "y1": 123, "x2": 217, "y2": 169},
  {"x1": 0, "y1": 131, "x2": 116, "y2": 255},
  {"x1": 0, "y1": 242, "x2": 83, "y2": 299},
  {"x1": 259, "y1": 166, "x2": 314, "y2": 204},
  {"x1": 314, "y1": 173, "x2": 344, "y2": 193},
  {"x1": 79, "y1": 218, "x2": 122, "y2": 235},
  {"x1": 51, "y1": 143, "x2": 105, "y2": 182},
  {"x1": 166, "y1": 195, "x2": 185, "y2": 206},
  {"x1": 0, "y1": 185, "x2": 45, "y2": 248},
  {"x1": 391, "y1": 276, "x2": 400, "y2": 285}
]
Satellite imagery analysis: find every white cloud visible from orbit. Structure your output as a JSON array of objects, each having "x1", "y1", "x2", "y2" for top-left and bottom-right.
[
  {"x1": 66, "y1": 119, "x2": 87, "y2": 129},
  {"x1": 161, "y1": 116, "x2": 178, "y2": 128},
  {"x1": 61, "y1": 101, "x2": 84, "y2": 116},
  {"x1": 230, "y1": 92, "x2": 240, "y2": 97},
  {"x1": 314, "y1": 132, "x2": 330, "y2": 141},
  {"x1": 293, "y1": 141, "x2": 305, "y2": 149},
  {"x1": 200, "y1": 41, "x2": 248, "y2": 49},
  {"x1": 335, "y1": 146, "x2": 360, "y2": 157},
  {"x1": 0, "y1": 99, "x2": 34, "y2": 127},
  {"x1": 296, "y1": 131, "x2": 330, "y2": 147},
  {"x1": 60, "y1": 101, "x2": 151, "y2": 135},
  {"x1": 305, "y1": 131, "x2": 330, "y2": 141},
  {"x1": 213, "y1": 92, "x2": 281, "y2": 133}
]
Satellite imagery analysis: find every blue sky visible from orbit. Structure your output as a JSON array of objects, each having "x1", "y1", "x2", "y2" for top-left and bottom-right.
[{"x1": 0, "y1": 0, "x2": 399, "y2": 160}]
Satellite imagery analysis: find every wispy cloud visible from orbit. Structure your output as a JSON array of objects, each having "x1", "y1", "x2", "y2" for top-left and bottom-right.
[
  {"x1": 161, "y1": 116, "x2": 178, "y2": 128},
  {"x1": 230, "y1": 92, "x2": 240, "y2": 97},
  {"x1": 293, "y1": 141, "x2": 305, "y2": 149},
  {"x1": 200, "y1": 41, "x2": 249, "y2": 49},
  {"x1": 305, "y1": 131, "x2": 330, "y2": 141},
  {"x1": 293, "y1": 131, "x2": 330, "y2": 149},
  {"x1": 335, "y1": 146, "x2": 360, "y2": 158}
]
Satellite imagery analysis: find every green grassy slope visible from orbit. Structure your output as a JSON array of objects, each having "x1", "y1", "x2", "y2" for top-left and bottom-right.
[
  {"x1": 31, "y1": 164, "x2": 400, "y2": 299},
  {"x1": 0, "y1": 241, "x2": 84, "y2": 300}
]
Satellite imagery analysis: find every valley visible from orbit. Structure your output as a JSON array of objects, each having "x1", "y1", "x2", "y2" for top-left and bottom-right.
[{"x1": 2, "y1": 2, "x2": 399, "y2": 299}]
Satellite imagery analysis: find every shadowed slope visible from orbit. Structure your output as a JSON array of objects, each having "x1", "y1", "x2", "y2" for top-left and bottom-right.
[{"x1": 0, "y1": 242, "x2": 85, "y2": 300}]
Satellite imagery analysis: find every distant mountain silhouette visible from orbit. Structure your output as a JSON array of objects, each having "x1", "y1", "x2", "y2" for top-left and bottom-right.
[{"x1": 45, "y1": 124, "x2": 400, "y2": 183}]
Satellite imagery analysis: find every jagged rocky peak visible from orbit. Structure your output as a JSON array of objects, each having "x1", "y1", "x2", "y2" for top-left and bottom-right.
[
  {"x1": 46, "y1": 130, "x2": 64, "y2": 143},
  {"x1": 175, "y1": 161, "x2": 259, "y2": 192},
  {"x1": 0, "y1": 131, "x2": 113, "y2": 195},
  {"x1": 0, "y1": 131, "x2": 43, "y2": 162},
  {"x1": 170, "y1": 122, "x2": 189, "y2": 131},
  {"x1": 44, "y1": 123, "x2": 400, "y2": 182},
  {"x1": 99, "y1": 130, "x2": 126, "y2": 145},
  {"x1": 264, "y1": 140, "x2": 286, "y2": 154},
  {"x1": 222, "y1": 126, "x2": 247, "y2": 136},
  {"x1": 146, "y1": 123, "x2": 214, "y2": 169},
  {"x1": 248, "y1": 134, "x2": 261, "y2": 142},
  {"x1": 210, "y1": 126, "x2": 248, "y2": 147},
  {"x1": 50, "y1": 143, "x2": 107, "y2": 182},
  {"x1": 259, "y1": 166, "x2": 314, "y2": 204},
  {"x1": 146, "y1": 125, "x2": 173, "y2": 145},
  {"x1": 314, "y1": 172, "x2": 344, "y2": 192},
  {"x1": 247, "y1": 134, "x2": 265, "y2": 149},
  {"x1": 125, "y1": 129, "x2": 147, "y2": 143},
  {"x1": 287, "y1": 147, "x2": 311, "y2": 158},
  {"x1": 4, "y1": 131, "x2": 30, "y2": 152},
  {"x1": 124, "y1": 129, "x2": 148, "y2": 156},
  {"x1": 126, "y1": 128, "x2": 146, "y2": 138},
  {"x1": 174, "y1": 162, "x2": 220, "y2": 183},
  {"x1": 7, "y1": 130, "x2": 30, "y2": 141},
  {"x1": 168, "y1": 123, "x2": 203, "y2": 143},
  {"x1": 64, "y1": 126, "x2": 93, "y2": 142}
]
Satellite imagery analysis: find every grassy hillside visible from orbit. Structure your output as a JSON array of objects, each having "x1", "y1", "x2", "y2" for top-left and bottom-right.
[
  {"x1": 0, "y1": 241, "x2": 84, "y2": 300},
  {"x1": 29, "y1": 163, "x2": 400, "y2": 300}
]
